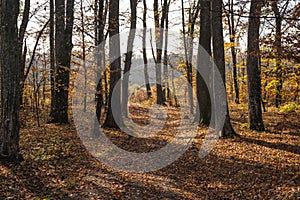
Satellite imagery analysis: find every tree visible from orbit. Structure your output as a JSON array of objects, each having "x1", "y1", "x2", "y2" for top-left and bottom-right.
[
  {"x1": 142, "y1": 0, "x2": 152, "y2": 99},
  {"x1": 246, "y1": 0, "x2": 265, "y2": 131},
  {"x1": 122, "y1": 0, "x2": 137, "y2": 118},
  {"x1": 224, "y1": 0, "x2": 243, "y2": 104},
  {"x1": 103, "y1": 0, "x2": 122, "y2": 128},
  {"x1": 49, "y1": 0, "x2": 75, "y2": 123},
  {"x1": 0, "y1": 0, "x2": 22, "y2": 160},
  {"x1": 196, "y1": 0, "x2": 211, "y2": 126},
  {"x1": 153, "y1": 0, "x2": 167, "y2": 105},
  {"x1": 211, "y1": 0, "x2": 238, "y2": 138},
  {"x1": 19, "y1": 0, "x2": 30, "y2": 106}
]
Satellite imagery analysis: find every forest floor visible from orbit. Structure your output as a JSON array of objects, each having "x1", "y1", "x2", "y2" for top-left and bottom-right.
[{"x1": 0, "y1": 103, "x2": 299, "y2": 200}]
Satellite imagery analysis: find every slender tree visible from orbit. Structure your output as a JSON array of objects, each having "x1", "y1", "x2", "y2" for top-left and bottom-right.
[
  {"x1": 212, "y1": 0, "x2": 238, "y2": 138},
  {"x1": 49, "y1": 0, "x2": 75, "y2": 123},
  {"x1": 103, "y1": 0, "x2": 121, "y2": 128},
  {"x1": 247, "y1": 0, "x2": 265, "y2": 131},
  {"x1": 122, "y1": 0, "x2": 137, "y2": 118},
  {"x1": 143, "y1": 0, "x2": 152, "y2": 98},
  {"x1": 196, "y1": 0, "x2": 211, "y2": 126},
  {"x1": 19, "y1": 0, "x2": 30, "y2": 106},
  {"x1": 0, "y1": 0, "x2": 22, "y2": 160}
]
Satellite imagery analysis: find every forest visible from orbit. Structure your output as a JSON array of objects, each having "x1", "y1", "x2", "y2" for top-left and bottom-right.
[{"x1": 0, "y1": 0, "x2": 299, "y2": 199}]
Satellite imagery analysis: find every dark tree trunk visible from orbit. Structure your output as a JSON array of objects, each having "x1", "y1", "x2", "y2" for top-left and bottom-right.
[
  {"x1": 0, "y1": 0, "x2": 22, "y2": 160},
  {"x1": 246, "y1": 0, "x2": 264, "y2": 131},
  {"x1": 49, "y1": 0, "x2": 55, "y2": 119},
  {"x1": 272, "y1": 0, "x2": 283, "y2": 108},
  {"x1": 19, "y1": 0, "x2": 30, "y2": 107},
  {"x1": 226, "y1": 0, "x2": 240, "y2": 104},
  {"x1": 103, "y1": 0, "x2": 122, "y2": 128},
  {"x1": 153, "y1": 0, "x2": 165, "y2": 105},
  {"x1": 49, "y1": 0, "x2": 75, "y2": 124},
  {"x1": 212, "y1": 0, "x2": 238, "y2": 138},
  {"x1": 143, "y1": 0, "x2": 152, "y2": 98},
  {"x1": 122, "y1": 0, "x2": 137, "y2": 118},
  {"x1": 181, "y1": 0, "x2": 194, "y2": 114},
  {"x1": 196, "y1": 0, "x2": 211, "y2": 126}
]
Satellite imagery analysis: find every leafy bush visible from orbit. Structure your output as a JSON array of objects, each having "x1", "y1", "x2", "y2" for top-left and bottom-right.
[{"x1": 279, "y1": 102, "x2": 300, "y2": 113}]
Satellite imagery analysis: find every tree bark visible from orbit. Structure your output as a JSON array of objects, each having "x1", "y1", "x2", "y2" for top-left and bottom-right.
[
  {"x1": 122, "y1": 0, "x2": 137, "y2": 118},
  {"x1": 49, "y1": 0, "x2": 75, "y2": 124},
  {"x1": 143, "y1": 0, "x2": 152, "y2": 99},
  {"x1": 196, "y1": 0, "x2": 211, "y2": 126},
  {"x1": 103, "y1": 0, "x2": 122, "y2": 128},
  {"x1": 19, "y1": 0, "x2": 30, "y2": 106},
  {"x1": 0, "y1": 0, "x2": 22, "y2": 160},
  {"x1": 212, "y1": 0, "x2": 238, "y2": 138},
  {"x1": 246, "y1": 0, "x2": 264, "y2": 131}
]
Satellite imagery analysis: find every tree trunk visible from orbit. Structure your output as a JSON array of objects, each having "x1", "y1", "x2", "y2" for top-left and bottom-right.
[
  {"x1": 0, "y1": 0, "x2": 22, "y2": 160},
  {"x1": 246, "y1": 0, "x2": 264, "y2": 131},
  {"x1": 226, "y1": 0, "x2": 240, "y2": 104},
  {"x1": 122, "y1": 0, "x2": 137, "y2": 118},
  {"x1": 143, "y1": 0, "x2": 152, "y2": 99},
  {"x1": 196, "y1": 0, "x2": 211, "y2": 126},
  {"x1": 49, "y1": 0, "x2": 75, "y2": 124},
  {"x1": 154, "y1": 0, "x2": 165, "y2": 105},
  {"x1": 49, "y1": 0, "x2": 55, "y2": 120},
  {"x1": 181, "y1": 0, "x2": 194, "y2": 114},
  {"x1": 19, "y1": 0, "x2": 30, "y2": 107},
  {"x1": 103, "y1": 0, "x2": 122, "y2": 128},
  {"x1": 212, "y1": 0, "x2": 238, "y2": 138},
  {"x1": 272, "y1": 0, "x2": 283, "y2": 108}
]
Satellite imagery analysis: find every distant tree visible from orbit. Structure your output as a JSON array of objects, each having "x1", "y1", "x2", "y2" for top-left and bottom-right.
[
  {"x1": 49, "y1": 0, "x2": 75, "y2": 123},
  {"x1": 246, "y1": 0, "x2": 265, "y2": 131},
  {"x1": 0, "y1": 0, "x2": 22, "y2": 160}
]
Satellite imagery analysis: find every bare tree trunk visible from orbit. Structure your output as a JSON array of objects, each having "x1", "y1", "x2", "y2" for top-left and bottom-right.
[
  {"x1": 103, "y1": 0, "x2": 121, "y2": 128},
  {"x1": 19, "y1": 0, "x2": 30, "y2": 107},
  {"x1": 196, "y1": 0, "x2": 211, "y2": 126},
  {"x1": 0, "y1": 0, "x2": 22, "y2": 160},
  {"x1": 163, "y1": 0, "x2": 171, "y2": 102},
  {"x1": 49, "y1": 0, "x2": 55, "y2": 120},
  {"x1": 49, "y1": 0, "x2": 75, "y2": 123},
  {"x1": 272, "y1": 0, "x2": 283, "y2": 108},
  {"x1": 246, "y1": 0, "x2": 264, "y2": 131},
  {"x1": 122, "y1": 0, "x2": 137, "y2": 118},
  {"x1": 212, "y1": 0, "x2": 238, "y2": 138},
  {"x1": 154, "y1": 0, "x2": 165, "y2": 105},
  {"x1": 143, "y1": 0, "x2": 152, "y2": 98},
  {"x1": 80, "y1": 0, "x2": 87, "y2": 112},
  {"x1": 181, "y1": 0, "x2": 194, "y2": 114}
]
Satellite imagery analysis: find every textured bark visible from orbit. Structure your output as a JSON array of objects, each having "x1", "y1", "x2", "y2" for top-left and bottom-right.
[
  {"x1": 212, "y1": 0, "x2": 238, "y2": 138},
  {"x1": 103, "y1": 0, "x2": 121, "y2": 128},
  {"x1": 49, "y1": 0, "x2": 75, "y2": 123},
  {"x1": 246, "y1": 0, "x2": 264, "y2": 131},
  {"x1": 122, "y1": 0, "x2": 137, "y2": 118},
  {"x1": 0, "y1": 0, "x2": 22, "y2": 160},
  {"x1": 196, "y1": 0, "x2": 211, "y2": 126}
]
